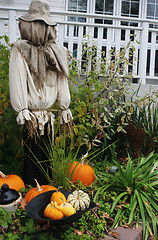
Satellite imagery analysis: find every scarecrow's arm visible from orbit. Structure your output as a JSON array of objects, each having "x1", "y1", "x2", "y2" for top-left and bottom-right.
[
  {"x1": 57, "y1": 72, "x2": 73, "y2": 124},
  {"x1": 9, "y1": 46, "x2": 35, "y2": 125}
]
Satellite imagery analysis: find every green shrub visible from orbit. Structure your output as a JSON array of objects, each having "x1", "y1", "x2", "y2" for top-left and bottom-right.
[
  {"x1": 0, "y1": 35, "x2": 23, "y2": 174},
  {"x1": 69, "y1": 39, "x2": 134, "y2": 146}
]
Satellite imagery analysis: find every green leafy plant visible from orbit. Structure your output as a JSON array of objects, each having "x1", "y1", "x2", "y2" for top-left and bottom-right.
[
  {"x1": 69, "y1": 36, "x2": 158, "y2": 162},
  {"x1": 94, "y1": 151, "x2": 158, "y2": 239},
  {"x1": 26, "y1": 129, "x2": 109, "y2": 190},
  {"x1": 0, "y1": 207, "x2": 36, "y2": 240},
  {"x1": 24, "y1": 129, "x2": 84, "y2": 189},
  {"x1": 129, "y1": 98, "x2": 158, "y2": 156},
  {"x1": 69, "y1": 38, "x2": 135, "y2": 148},
  {"x1": 0, "y1": 207, "x2": 12, "y2": 232},
  {"x1": 44, "y1": 133, "x2": 81, "y2": 189},
  {"x1": 0, "y1": 35, "x2": 23, "y2": 174}
]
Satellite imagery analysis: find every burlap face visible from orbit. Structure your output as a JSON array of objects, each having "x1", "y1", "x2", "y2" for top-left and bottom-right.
[{"x1": 14, "y1": 20, "x2": 69, "y2": 90}]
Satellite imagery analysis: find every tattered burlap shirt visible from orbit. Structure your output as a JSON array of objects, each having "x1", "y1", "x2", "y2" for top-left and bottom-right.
[{"x1": 9, "y1": 20, "x2": 73, "y2": 137}]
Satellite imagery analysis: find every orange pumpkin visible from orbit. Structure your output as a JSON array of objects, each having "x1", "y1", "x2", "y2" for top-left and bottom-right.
[
  {"x1": 25, "y1": 179, "x2": 57, "y2": 203},
  {"x1": 68, "y1": 160, "x2": 95, "y2": 186},
  {"x1": 0, "y1": 171, "x2": 25, "y2": 191},
  {"x1": 50, "y1": 187, "x2": 67, "y2": 205},
  {"x1": 44, "y1": 201, "x2": 64, "y2": 220}
]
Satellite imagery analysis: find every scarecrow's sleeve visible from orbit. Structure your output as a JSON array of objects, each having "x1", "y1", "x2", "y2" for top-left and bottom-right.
[
  {"x1": 9, "y1": 46, "x2": 35, "y2": 125},
  {"x1": 57, "y1": 72, "x2": 73, "y2": 124}
]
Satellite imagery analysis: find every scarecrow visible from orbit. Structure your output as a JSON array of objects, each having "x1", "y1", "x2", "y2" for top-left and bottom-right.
[{"x1": 9, "y1": 0, "x2": 73, "y2": 187}]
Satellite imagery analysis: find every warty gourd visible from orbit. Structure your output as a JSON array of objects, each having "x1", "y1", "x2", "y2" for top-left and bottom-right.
[{"x1": 67, "y1": 190, "x2": 90, "y2": 211}]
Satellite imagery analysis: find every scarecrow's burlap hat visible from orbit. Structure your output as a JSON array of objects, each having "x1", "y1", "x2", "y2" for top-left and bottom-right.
[{"x1": 19, "y1": 0, "x2": 56, "y2": 26}]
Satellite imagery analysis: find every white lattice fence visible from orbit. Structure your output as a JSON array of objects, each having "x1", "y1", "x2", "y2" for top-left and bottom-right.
[{"x1": 1, "y1": 6, "x2": 158, "y2": 85}]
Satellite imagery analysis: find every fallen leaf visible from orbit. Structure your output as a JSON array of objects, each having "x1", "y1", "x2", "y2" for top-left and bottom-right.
[
  {"x1": 122, "y1": 223, "x2": 130, "y2": 228},
  {"x1": 106, "y1": 166, "x2": 110, "y2": 173},
  {"x1": 101, "y1": 212, "x2": 110, "y2": 218},
  {"x1": 100, "y1": 211, "x2": 114, "y2": 223},
  {"x1": 96, "y1": 202, "x2": 101, "y2": 208},
  {"x1": 19, "y1": 198, "x2": 27, "y2": 210},
  {"x1": 74, "y1": 229, "x2": 84, "y2": 236},
  {"x1": 37, "y1": 221, "x2": 50, "y2": 231},
  {"x1": 116, "y1": 204, "x2": 124, "y2": 209},
  {"x1": 109, "y1": 231, "x2": 120, "y2": 239},
  {"x1": 126, "y1": 187, "x2": 132, "y2": 195}
]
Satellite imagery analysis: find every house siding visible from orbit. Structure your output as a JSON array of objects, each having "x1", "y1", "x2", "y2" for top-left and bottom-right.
[
  {"x1": 0, "y1": 0, "x2": 31, "y2": 8},
  {"x1": 0, "y1": 0, "x2": 64, "y2": 9}
]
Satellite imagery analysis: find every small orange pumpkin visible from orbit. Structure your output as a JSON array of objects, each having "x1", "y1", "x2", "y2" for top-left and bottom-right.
[
  {"x1": 44, "y1": 201, "x2": 64, "y2": 220},
  {"x1": 25, "y1": 179, "x2": 57, "y2": 203},
  {"x1": 50, "y1": 187, "x2": 67, "y2": 205},
  {"x1": 0, "y1": 171, "x2": 25, "y2": 191},
  {"x1": 68, "y1": 160, "x2": 95, "y2": 186}
]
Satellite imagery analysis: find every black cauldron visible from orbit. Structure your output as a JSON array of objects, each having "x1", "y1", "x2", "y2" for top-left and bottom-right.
[{"x1": 26, "y1": 190, "x2": 96, "y2": 227}]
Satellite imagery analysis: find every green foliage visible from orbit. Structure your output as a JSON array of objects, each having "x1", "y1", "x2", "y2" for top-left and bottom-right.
[
  {"x1": 0, "y1": 207, "x2": 36, "y2": 239},
  {"x1": 94, "y1": 151, "x2": 158, "y2": 239},
  {"x1": 114, "y1": 86, "x2": 158, "y2": 159},
  {"x1": 68, "y1": 36, "x2": 158, "y2": 159},
  {"x1": 25, "y1": 130, "x2": 83, "y2": 189},
  {"x1": 0, "y1": 207, "x2": 12, "y2": 229},
  {"x1": 62, "y1": 191, "x2": 119, "y2": 239},
  {"x1": 28, "y1": 130, "x2": 107, "y2": 190},
  {"x1": 0, "y1": 35, "x2": 23, "y2": 175},
  {"x1": 130, "y1": 98, "x2": 158, "y2": 155}
]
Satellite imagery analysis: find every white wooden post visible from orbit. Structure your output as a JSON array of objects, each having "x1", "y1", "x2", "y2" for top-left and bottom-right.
[
  {"x1": 115, "y1": 28, "x2": 121, "y2": 53},
  {"x1": 8, "y1": 10, "x2": 17, "y2": 43},
  {"x1": 106, "y1": 28, "x2": 112, "y2": 67},
  {"x1": 139, "y1": 21, "x2": 149, "y2": 84},
  {"x1": 58, "y1": 24, "x2": 64, "y2": 45},
  {"x1": 149, "y1": 31, "x2": 156, "y2": 78},
  {"x1": 68, "y1": 24, "x2": 74, "y2": 55},
  {"x1": 106, "y1": 28, "x2": 112, "y2": 69},
  {"x1": 132, "y1": 30, "x2": 140, "y2": 77},
  {"x1": 77, "y1": 25, "x2": 84, "y2": 73},
  {"x1": 87, "y1": 26, "x2": 93, "y2": 72},
  {"x1": 96, "y1": 27, "x2": 103, "y2": 71},
  {"x1": 0, "y1": 20, "x2": 5, "y2": 40},
  {"x1": 124, "y1": 29, "x2": 130, "y2": 74}
]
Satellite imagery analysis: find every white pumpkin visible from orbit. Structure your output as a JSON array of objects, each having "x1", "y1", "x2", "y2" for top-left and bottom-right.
[{"x1": 67, "y1": 190, "x2": 90, "y2": 211}]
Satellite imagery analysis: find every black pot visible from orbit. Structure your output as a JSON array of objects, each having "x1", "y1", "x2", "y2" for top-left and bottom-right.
[
  {"x1": 0, "y1": 183, "x2": 20, "y2": 205},
  {"x1": 25, "y1": 190, "x2": 96, "y2": 226},
  {"x1": 0, "y1": 183, "x2": 22, "y2": 212}
]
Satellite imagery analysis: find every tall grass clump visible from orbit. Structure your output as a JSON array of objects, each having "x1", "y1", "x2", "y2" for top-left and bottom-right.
[{"x1": 95, "y1": 151, "x2": 158, "y2": 240}]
